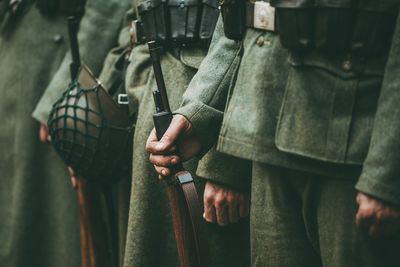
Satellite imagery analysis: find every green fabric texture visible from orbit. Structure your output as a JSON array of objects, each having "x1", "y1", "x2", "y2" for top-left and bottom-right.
[
  {"x1": 356, "y1": 12, "x2": 400, "y2": 206},
  {"x1": 196, "y1": 145, "x2": 252, "y2": 191},
  {"x1": 251, "y1": 162, "x2": 400, "y2": 267},
  {"x1": 123, "y1": 44, "x2": 250, "y2": 267},
  {"x1": 0, "y1": 5, "x2": 80, "y2": 267},
  {"x1": 177, "y1": 10, "x2": 399, "y2": 204},
  {"x1": 95, "y1": 3, "x2": 251, "y2": 266},
  {"x1": 29, "y1": 1, "x2": 132, "y2": 266}
]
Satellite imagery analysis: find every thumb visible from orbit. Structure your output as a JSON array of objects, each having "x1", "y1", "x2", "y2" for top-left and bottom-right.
[
  {"x1": 155, "y1": 115, "x2": 190, "y2": 152},
  {"x1": 39, "y1": 123, "x2": 49, "y2": 143}
]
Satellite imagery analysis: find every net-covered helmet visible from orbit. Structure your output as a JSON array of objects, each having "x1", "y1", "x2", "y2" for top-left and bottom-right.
[{"x1": 48, "y1": 64, "x2": 133, "y2": 183}]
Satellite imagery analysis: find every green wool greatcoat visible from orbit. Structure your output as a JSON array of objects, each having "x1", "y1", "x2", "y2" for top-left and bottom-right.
[
  {"x1": 0, "y1": 4, "x2": 79, "y2": 267},
  {"x1": 97, "y1": 2, "x2": 251, "y2": 266},
  {"x1": 0, "y1": 1, "x2": 129, "y2": 267},
  {"x1": 178, "y1": 10, "x2": 400, "y2": 207},
  {"x1": 176, "y1": 4, "x2": 400, "y2": 265}
]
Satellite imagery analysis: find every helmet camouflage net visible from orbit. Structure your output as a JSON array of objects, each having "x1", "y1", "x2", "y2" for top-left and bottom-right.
[{"x1": 48, "y1": 65, "x2": 133, "y2": 183}]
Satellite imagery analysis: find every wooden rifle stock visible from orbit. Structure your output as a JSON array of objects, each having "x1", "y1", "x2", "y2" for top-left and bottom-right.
[
  {"x1": 148, "y1": 41, "x2": 211, "y2": 267},
  {"x1": 77, "y1": 180, "x2": 117, "y2": 267},
  {"x1": 67, "y1": 17, "x2": 117, "y2": 267}
]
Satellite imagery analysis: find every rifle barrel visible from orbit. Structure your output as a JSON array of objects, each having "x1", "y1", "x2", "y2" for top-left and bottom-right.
[
  {"x1": 67, "y1": 16, "x2": 81, "y2": 79},
  {"x1": 148, "y1": 41, "x2": 171, "y2": 113}
]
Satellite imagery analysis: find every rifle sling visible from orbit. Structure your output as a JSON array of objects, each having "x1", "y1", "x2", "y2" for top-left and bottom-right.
[{"x1": 176, "y1": 171, "x2": 211, "y2": 267}]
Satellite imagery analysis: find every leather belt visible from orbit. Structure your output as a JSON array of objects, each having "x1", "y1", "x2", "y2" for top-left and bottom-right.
[{"x1": 245, "y1": 1, "x2": 276, "y2": 32}]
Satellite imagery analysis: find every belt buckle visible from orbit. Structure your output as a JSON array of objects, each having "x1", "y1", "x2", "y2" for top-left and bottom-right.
[{"x1": 253, "y1": 2, "x2": 275, "y2": 32}]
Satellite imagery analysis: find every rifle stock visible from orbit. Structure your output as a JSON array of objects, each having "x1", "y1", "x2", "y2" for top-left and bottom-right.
[
  {"x1": 148, "y1": 41, "x2": 211, "y2": 267},
  {"x1": 67, "y1": 16, "x2": 117, "y2": 267},
  {"x1": 76, "y1": 179, "x2": 117, "y2": 267}
]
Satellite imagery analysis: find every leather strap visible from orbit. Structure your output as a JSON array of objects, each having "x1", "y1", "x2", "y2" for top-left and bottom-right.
[{"x1": 176, "y1": 171, "x2": 211, "y2": 267}]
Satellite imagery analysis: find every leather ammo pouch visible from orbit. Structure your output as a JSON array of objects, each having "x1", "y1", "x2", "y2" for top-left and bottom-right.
[
  {"x1": 220, "y1": 0, "x2": 246, "y2": 40},
  {"x1": 137, "y1": 0, "x2": 219, "y2": 45},
  {"x1": 137, "y1": 0, "x2": 169, "y2": 43},
  {"x1": 271, "y1": 0, "x2": 399, "y2": 55},
  {"x1": 199, "y1": 0, "x2": 220, "y2": 42},
  {"x1": 168, "y1": 0, "x2": 200, "y2": 44}
]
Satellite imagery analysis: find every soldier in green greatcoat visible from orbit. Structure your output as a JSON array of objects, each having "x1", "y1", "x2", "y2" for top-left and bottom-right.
[
  {"x1": 35, "y1": 1, "x2": 252, "y2": 266},
  {"x1": 32, "y1": 0, "x2": 131, "y2": 266},
  {"x1": 0, "y1": 1, "x2": 80, "y2": 266},
  {"x1": 0, "y1": 0, "x2": 129, "y2": 266},
  {"x1": 96, "y1": 1, "x2": 252, "y2": 266},
  {"x1": 147, "y1": 1, "x2": 400, "y2": 266}
]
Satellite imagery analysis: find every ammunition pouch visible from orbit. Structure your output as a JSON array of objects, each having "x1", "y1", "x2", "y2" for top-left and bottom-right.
[
  {"x1": 136, "y1": 0, "x2": 219, "y2": 46},
  {"x1": 270, "y1": 0, "x2": 399, "y2": 55},
  {"x1": 220, "y1": 0, "x2": 246, "y2": 40},
  {"x1": 48, "y1": 64, "x2": 134, "y2": 183},
  {"x1": 220, "y1": 0, "x2": 398, "y2": 55}
]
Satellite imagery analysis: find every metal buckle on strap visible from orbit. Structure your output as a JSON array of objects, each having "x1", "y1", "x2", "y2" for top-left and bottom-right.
[
  {"x1": 253, "y1": 2, "x2": 275, "y2": 32},
  {"x1": 130, "y1": 20, "x2": 145, "y2": 46},
  {"x1": 118, "y1": 94, "x2": 129, "y2": 105}
]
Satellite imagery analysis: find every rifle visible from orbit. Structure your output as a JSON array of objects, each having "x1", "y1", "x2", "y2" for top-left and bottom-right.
[
  {"x1": 67, "y1": 17, "x2": 117, "y2": 267},
  {"x1": 148, "y1": 41, "x2": 211, "y2": 267}
]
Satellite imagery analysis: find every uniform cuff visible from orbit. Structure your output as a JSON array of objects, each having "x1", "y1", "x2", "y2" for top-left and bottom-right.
[
  {"x1": 195, "y1": 147, "x2": 251, "y2": 191},
  {"x1": 175, "y1": 101, "x2": 223, "y2": 156},
  {"x1": 355, "y1": 174, "x2": 400, "y2": 207}
]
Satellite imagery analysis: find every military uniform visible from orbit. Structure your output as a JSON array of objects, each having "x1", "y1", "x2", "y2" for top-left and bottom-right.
[
  {"x1": 0, "y1": 2, "x2": 79, "y2": 266},
  {"x1": 95, "y1": 1, "x2": 252, "y2": 266},
  {"x1": 31, "y1": 1, "x2": 131, "y2": 266},
  {"x1": 176, "y1": 1, "x2": 400, "y2": 266},
  {"x1": 0, "y1": 0, "x2": 129, "y2": 266}
]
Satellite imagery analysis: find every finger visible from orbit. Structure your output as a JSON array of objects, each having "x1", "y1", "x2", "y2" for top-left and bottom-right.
[
  {"x1": 356, "y1": 193, "x2": 361, "y2": 204},
  {"x1": 228, "y1": 203, "x2": 240, "y2": 224},
  {"x1": 154, "y1": 165, "x2": 171, "y2": 177},
  {"x1": 71, "y1": 177, "x2": 78, "y2": 190},
  {"x1": 368, "y1": 222, "x2": 384, "y2": 239},
  {"x1": 204, "y1": 200, "x2": 217, "y2": 224},
  {"x1": 39, "y1": 124, "x2": 49, "y2": 143},
  {"x1": 216, "y1": 203, "x2": 228, "y2": 227},
  {"x1": 149, "y1": 153, "x2": 180, "y2": 167},
  {"x1": 67, "y1": 166, "x2": 75, "y2": 176},
  {"x1": 146, "y1": 116, "x2": 188, "y2": 153},
  {"x1": 146, "y1": 129, "x2": 159, "y2": 152},
  {"x1": 355, "y1": 210, "x2": 374, "y2": 232},
  {"x1": 239, "y1": 199, "x2": 250, "y2": 218}
]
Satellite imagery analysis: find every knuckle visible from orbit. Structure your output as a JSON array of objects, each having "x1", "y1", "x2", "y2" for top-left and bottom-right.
[
  {"x1": 204, "y1": 191, "x2": 214, "y2": 203},
  {"x1": 226, "y1": 195, "x2": 237, "y2": 205},
  {"x1": 214, "y1": 195, "x2": 226, "y2": 207}
]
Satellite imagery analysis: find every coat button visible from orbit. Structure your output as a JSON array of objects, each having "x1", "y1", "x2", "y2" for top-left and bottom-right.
[
  {"x1": 53, "y1": 34, "x2": 63, "y2": 44},
  {"x1": 342, "y1": 60, "x2": 352, "y2": 71},
  {"x1": 256, "y1": 36, "x2": 264, "y2": 47}
]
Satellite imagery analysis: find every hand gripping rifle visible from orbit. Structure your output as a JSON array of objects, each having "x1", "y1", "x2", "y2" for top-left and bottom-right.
[
  {"x1": 148, "y1": 41, "x2": 211, "y2": 267},
  {"x1": 67, "y1": 17, "x2": 117, "y2": 267}
]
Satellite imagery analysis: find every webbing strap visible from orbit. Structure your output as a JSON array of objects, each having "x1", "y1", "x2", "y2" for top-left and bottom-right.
[{"x1": 176, "y1": 171, "x2": 211, "y2": 267}]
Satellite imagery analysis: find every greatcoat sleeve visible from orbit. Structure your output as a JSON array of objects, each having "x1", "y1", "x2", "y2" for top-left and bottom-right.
[
  {"x1": 32, "y1": 0, "x2": 131, "y2": 123},
  {"x1": 175, "y1": 17, "x2": 243, "y2": 154},
  {"x1": 355, "y1": 10, "x2": 400, "y2": 206}
]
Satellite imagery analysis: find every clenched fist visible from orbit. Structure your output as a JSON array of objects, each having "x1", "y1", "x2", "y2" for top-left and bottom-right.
[
  {"x1": 203, "y1": 181, "x2": 250, "y2": 227},
  {"x1": 356, "y1": 192, "x2": 400, "y2": 238}
]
